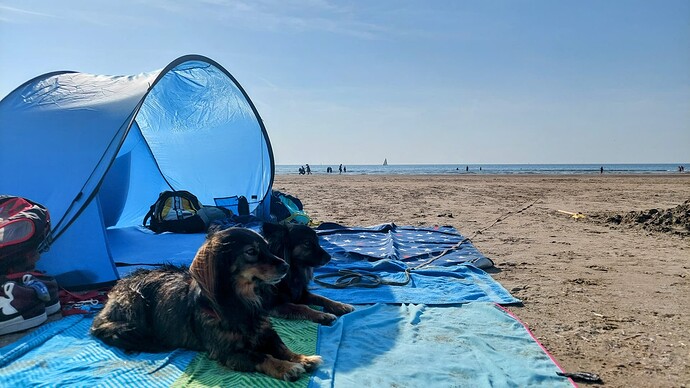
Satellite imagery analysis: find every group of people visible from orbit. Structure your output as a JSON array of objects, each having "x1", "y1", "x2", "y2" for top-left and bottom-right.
[
  {"x1": 300, "y1": 164, "x2": 347, "y2": 174},
  {"x1": 679, "y1": 165, "x2": 686, "y2": 172},
  {"x1": 298, "y1": 164, "x2": 312, "y2": 175}
]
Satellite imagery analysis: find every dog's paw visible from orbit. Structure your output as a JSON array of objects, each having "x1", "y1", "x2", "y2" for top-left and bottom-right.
[
  {"x1": 316, "y1": 313, "x2": 338, "y2": 325},
  {"x1": 282, "y1": 362, "x2": 306, "y2": 382},
  {"x1": 327, "y1": 302, "x2": 355, "y2": 316},
  {"x1": 296, "y1": 354, "x2": 323, "y2": 372},
  {"x1": 257, "y1": 356, "x2": 306, "y2": 381}
]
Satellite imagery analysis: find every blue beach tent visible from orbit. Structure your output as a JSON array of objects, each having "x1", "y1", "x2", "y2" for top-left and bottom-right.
[{"x1": 0, "y1": 55, "x2": 274, "y2": 289}]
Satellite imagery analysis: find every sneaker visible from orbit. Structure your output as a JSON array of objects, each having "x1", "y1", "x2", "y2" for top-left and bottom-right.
[
  {"x1": 0, "y1": 280, "x2": 47, "y2": 335},
  {"x1": 7, "y1": 272, "x2": 61, "y2": 315}
]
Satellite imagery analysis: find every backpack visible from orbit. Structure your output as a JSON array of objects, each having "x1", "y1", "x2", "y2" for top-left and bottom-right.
[
  {"x1": 0, "y1": 195, "x2": 51, "y2": 274},
  {"x1": 143, "y1": 190, "x2": 234, "y2": 234},
  {"x1": 143, "y1": 191, "x2": 201, "y2": 233},
  {"x1": 270, "y1": 190, "x2": 311, "y2": 225}
]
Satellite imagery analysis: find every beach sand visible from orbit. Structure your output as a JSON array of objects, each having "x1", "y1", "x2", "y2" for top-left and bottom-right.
[{"x1": 273, "y1": 173, "x2": 690, "y2": 388}]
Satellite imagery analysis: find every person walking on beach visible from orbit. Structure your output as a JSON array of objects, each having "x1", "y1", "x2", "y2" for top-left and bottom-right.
[
  {"x1": 306, "y1": 164, "x2": 312, "y2": 175},
  {"x1": 339, "y1": 164, "x2": 343, "y2": 174},
  {"x1": 600, "y1": 166, "x2": 604, "y2": 174},
  {"x1": 343, "y1": 165, "x2": 347, "y2": 173}
]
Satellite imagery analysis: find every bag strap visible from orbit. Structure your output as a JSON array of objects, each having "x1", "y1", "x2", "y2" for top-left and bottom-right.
[{"x1": 142, "y1": 204, "x2": 156, "y2": 228}]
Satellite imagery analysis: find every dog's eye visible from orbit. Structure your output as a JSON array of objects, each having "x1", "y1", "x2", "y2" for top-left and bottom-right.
[
  {"x1": 301, "y1": 241, "x2": 312, "y2": 247},
  {"x1": 245, "y1": 248, "x2": 258, "y2": 257}
]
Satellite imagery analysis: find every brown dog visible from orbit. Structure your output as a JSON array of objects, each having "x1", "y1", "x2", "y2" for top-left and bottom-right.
[
  {"x1": 262, "y1": 222, "x2": 355, "y2": 325},
  {"x1": 90, "y1": 227, "x2": 322, "y2": 381}
]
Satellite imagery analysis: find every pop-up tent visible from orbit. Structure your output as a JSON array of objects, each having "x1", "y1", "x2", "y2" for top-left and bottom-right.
[{"x1": 0, "y1": 55, "x2": 274, "y2": 289}]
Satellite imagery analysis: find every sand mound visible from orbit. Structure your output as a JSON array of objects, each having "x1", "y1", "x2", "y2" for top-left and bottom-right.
[{"x1": 592, "y1": 200, "x2": 690, "y2": 237}]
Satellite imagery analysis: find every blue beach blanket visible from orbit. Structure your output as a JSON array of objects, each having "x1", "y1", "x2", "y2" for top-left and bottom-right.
[
  {"x1": 0, "y1": 315, "x2": 196, "y2": 387},
  {"x1": 0, "y1": 304, "x2": 574, "y2": 387},
  {"x1": 313, "y1": 303, "x2": 574, "y2": 388},
  {"x1": 0, "y1": 315, "x2": 318, "y2": 388},
  {"x1": 312, "y1": 223, "x2": 520, "y2": 305}
]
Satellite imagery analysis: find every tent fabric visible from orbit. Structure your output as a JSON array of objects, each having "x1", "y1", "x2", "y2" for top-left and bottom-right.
[{"x1": 0, "y1": 55, "x2": 274, "y2": 289}]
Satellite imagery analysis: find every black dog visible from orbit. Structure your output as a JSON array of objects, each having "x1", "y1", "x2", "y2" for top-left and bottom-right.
[
  {"x1": 90, "y1": 227, "x2": 322, "y2": 381},
  {"x1": 262, "y1": 222, "x2": 354, "y2": 325}
]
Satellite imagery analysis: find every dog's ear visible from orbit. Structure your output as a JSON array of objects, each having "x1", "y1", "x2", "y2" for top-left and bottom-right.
[
  {"x1": 262, "y1": 222, "x2": 288, "y2": 253},
  {"x1": 262, "y1": 222, "x2": 285, "y2": 237},
  {"x1": 189, "y1": 233, "x2": 221, "y2": 302}
]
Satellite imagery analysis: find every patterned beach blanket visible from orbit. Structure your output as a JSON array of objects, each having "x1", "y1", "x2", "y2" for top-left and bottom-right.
[
  {"x1": 0, "y1": 315, "x2": 318, "y2": 388},
  {"x1": 0, "y1": 303, "x2": 574, "y2": 387},
  {"x1": 312, "y1": 223, "x2": 520, "y2": 305}
]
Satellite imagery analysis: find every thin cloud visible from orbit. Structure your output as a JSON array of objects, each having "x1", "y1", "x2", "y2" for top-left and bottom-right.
[
  {"x1": 0, "y1": 5, "x2": 56, "y2": 22},
  {"x1": 141, "y1": 0, "x2": 394, "y2": 39}
]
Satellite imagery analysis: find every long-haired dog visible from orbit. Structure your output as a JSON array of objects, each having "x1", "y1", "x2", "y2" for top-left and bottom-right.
[
  {"x1": 90, "y1": 227, "x2": 322, "y2": 381},
  {"x1": 262, "y1": 222, "x2": 354, "y2": 325}
]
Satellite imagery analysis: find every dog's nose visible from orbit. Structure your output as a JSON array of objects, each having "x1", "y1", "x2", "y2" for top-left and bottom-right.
[
  {"x1": 319, "y1": 252, "x2": 331, "y2": 266},
  {"x1": 278, "y1": 261, "x2": 290, "y2": 274}
]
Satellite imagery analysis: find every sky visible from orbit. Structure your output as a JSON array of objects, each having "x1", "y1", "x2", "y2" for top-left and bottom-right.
[{"x1": 1, "y1": 1, "x2": 688, "y2": 165}]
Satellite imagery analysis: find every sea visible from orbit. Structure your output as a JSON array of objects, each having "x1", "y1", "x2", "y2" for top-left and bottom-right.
[{"x1": 276, "y1": 163, "x2": 688, "y2": 175}]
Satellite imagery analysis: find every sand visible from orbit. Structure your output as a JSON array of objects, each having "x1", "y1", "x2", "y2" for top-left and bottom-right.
[{"x1": 272, "y1": 173, "x2": 690, "y2": 388}]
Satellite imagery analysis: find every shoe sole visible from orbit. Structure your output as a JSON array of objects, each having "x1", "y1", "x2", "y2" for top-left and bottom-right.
[
  {"x1": 0, "y1": 311, "x2": 48, "y2": 336},
  {"x1": 46, "y1": 301, "x2": 61, "y2": 315}
]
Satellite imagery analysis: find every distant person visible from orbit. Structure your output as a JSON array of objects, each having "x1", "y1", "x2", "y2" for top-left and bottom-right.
[
  {"x1": 600, "y1": 166, "x2": 604, "y2": 174},
  {"x1": 339, "y1": 164, "x2": 343, "y2": 174},
  {"x1": 466, "y1": 166, "x2": 468, "y2": 172},
  {"x1": 306, "y1": 164, "x2": 312, "y2": 175},
  {"x1": 299, "y1": 166, "x2": 305, "y2": 175},
  {"x1": 343, "y1": 165, "x2": 347, "y2": 173}
]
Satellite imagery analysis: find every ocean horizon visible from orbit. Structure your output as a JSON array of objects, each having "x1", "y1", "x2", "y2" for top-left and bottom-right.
[{"x1": 276, "y1": 163, "x2": 689, "y2": 175}]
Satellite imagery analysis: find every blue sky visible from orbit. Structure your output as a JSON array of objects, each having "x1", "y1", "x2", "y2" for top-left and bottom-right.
[{"x1": 1, "y1": 1, "x2": 688, "y2": 165}]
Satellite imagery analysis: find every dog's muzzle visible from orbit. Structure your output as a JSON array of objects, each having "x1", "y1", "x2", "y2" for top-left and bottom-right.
[{"x1": 265, "y1": 261, "x2": 290, "y2": 285}]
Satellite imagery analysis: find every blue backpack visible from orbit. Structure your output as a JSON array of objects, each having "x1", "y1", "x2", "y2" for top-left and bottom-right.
[{"x1": 270, "y1": 190, "x2": 310, "y2": 225}]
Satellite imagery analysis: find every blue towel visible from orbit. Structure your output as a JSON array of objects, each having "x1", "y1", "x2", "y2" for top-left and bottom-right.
[
  {"x1": 311, "y1": 263, "x2": 519, "y2": 305},
  {"x1": 312, "y1": 303, "x2": 575, "y2": 388}
]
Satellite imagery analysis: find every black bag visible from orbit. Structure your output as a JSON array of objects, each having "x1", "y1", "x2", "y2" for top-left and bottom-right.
[
  {"x1": 0, "y1": 195, "x2": 51, "y2": 274},
  {"x1": 143, "y1": 191, "x2": 234, "y2": 233},
  {"x1": 143, "y1": 191, "x2": 206, "y2": 233}
]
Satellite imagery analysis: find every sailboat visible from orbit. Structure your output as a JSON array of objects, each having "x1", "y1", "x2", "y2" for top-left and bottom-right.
[{"x1": 383, "y1": 158, "x2": 388, "y2": 166}]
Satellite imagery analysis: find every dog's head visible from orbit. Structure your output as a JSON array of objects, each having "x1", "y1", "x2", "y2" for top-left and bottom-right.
[
  {"x1": 190, "y1": 227, "x2": 289, "y2": 307},
  {"x1": 263, "y1": 223, "x2": 331, "y2": 268}
]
